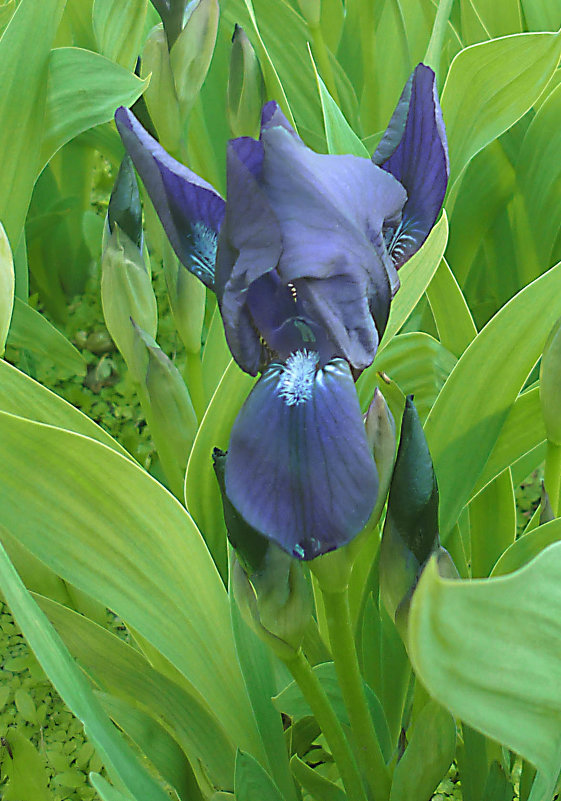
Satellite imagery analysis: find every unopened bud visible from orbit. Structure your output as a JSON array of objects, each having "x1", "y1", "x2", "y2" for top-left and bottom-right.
[
  {"x1": 107, "y1": 156, "x2": 143, "y2": 250},
  {"x1": 227, "y1": 25, "x2": 265, "y2": 138},
  {"x1": 170, "y1": 0, "x2": 219, "y2": 123},
  {"x1": 380, "y1": 396, "x2": 440, "y2": 636},
  {"x1": 101, "y1": 226, "x2": 157, "y2": 379},
  {"x1": 131, "y1": 322, "x2": 197, "y2": 497},
  {"x1": 141, "y1": 25, "x2": 182, "y2": 153},
  {"x1": 232, "y1": 548, "x2": 313, "y2": 661},
  {"x1": 162, "y1": 238, "x2": 205, "y2": 354},
  {"x1": 540, "y1": 318, "x2": 561, "y2": 446}
]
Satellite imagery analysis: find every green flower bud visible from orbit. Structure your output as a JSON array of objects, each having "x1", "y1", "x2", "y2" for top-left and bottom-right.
[
  {"x1": 227, "y1": 25, "x2": 266, "y2": 139},
  {"x1": 101, "y1": 226, "x2": 158, "y2": 380},
  {"x1": 540, "y1": 318, "x2": 561, "y2": 446},
  {"x1": 131, "y1": 322, "x2": 198, "y2": 497},
  {"x1": 141, "y1": 24, "x2": 182, "y2": 153},
  {"x1": 232, "y1": 547, "x2": 313, "y2": 661},
  {"x1": 170, "y1": 0, "x2": 219, "y2": 123},
  {"x1": 379, "y1": 396, "x2": 440, "y2": 637},
  {"x1": 107, "y1": 156, "x2": 143, "y2": 250}
]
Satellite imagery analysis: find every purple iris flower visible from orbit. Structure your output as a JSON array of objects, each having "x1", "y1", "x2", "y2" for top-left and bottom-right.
[{"x1": 115, "y1": 63, "x2": 448, "y2": 560}]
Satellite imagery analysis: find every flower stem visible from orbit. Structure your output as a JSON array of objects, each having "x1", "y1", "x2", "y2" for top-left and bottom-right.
[
  {"x1": 322, "y1": 588, "x2": 391, "y2": 801},
  {"x1": 545, "y1": 439, "x2": 561, "y2": 516},
  {"x1": 424, "y1": 0, "x2": 455, "y2": 79},
  {"x1": 284, "y1": 649, "x2": 368, "y2": 801}
]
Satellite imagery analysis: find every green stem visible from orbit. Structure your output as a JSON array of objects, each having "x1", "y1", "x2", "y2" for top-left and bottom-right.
[
  {"x1": 285, "y1": 649, "x2": 368, "y2": 801},
  {"x1": 183, "y1": 351, "x2": 206, "y2": 422},
  {"x1": 424, "y1": 0, "x2": 455, "y2": 79},
  {"x1": 544, "y1": 439, "x2": 561, "y2": 516},
  {"x1": 322, "y1": 589, "x2": 391, "y2": 801}
]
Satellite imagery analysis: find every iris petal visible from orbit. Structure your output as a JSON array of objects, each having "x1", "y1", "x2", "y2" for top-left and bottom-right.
[
  {"x1": 372, "y1": 64, "x2": 449, "y2": 268},
  {"x1": 115, "y1": 107, "x2": 225, "y2": 289},
  {"x1": 215, "y1": 138, "x2": 283, "y2": 375},
  {"x1": 260, "y1": 124, "x2": 406, "y2": 367},
  {"x1": 225, "y1": 355, "x2": 378, "y2": 559}
]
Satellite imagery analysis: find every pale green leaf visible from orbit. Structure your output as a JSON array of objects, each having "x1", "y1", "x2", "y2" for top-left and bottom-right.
[
  {"x1": 521, "y1": 0, "x2": 561, "y2": 31},
  {"x1": 409, "y1": 545, "x2": 561, "y2": 795},
  {"x1": 290, "y1": 754, "x2": 346, "y2": 801},
  {"x1": 425, "y1": 260, "x2": 561, "y2": 538},
  {"x1": 185, "y1": 359, "x2": 255, "y2": 579},
  {"x1": 7, "y1": 297, "x2": 86, "y2": 378},
  {"x1": 442, "y1": 32, "x2": 561, "y2": 199},
  {"x1": 492, "y1": 518, "x2": 561, "y2": 577},
  {"x1": 93, "y1": 0, "x2": 148, "y2": 71},
  {"x1": 0, "y1": 411, "x2": 260, "y2": 756},
  {"x1": 426, "y1": 258, "x2": 477, "y2": 357},
  {"x1": 234, "y1": 750, "x2": 284, "y2": 801},
  {"x1": 469, "y1": 469, "x2": 516, "y2": 577},
  {"x1": 0, "y1": 221, "x2": 14, "y2": 356},
  {"x1": 0, "y1": 0, "x2": 66, "y2": 248},
  {"x1": 40, "y1": 47, "x2": 148, "y2": 171}
]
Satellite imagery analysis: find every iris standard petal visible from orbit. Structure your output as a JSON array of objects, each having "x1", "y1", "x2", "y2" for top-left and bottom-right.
[
  {"x1": 260, "y1": 124, "x2": 406, "y2": 368},
  {"x1": 115, "y1": 106, "x2": 225, "y2": 289},
  {"x1": 215, "y1": 137, "x2": 283, "y2": 375},
  {"x1": 372, "y1": 64, "x2": 449, "y2": 268},
  {"x1": 225, "y1": 354, "x2": 378, "y2": 559}
]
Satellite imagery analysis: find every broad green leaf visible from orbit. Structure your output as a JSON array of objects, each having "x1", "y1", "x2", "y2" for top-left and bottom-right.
[
  {"x1": 0, "y1": 222, "x2": 14, "y2": 356},
  {"x1": 492, "y1": 519, "x2": 561, "y2": 577},
  {"x1": 234, "y1": 751, "x2": 284, "y2": 801},
  {"x1": 379, "y1": 212, "x2": 448, "y2": 352},
  {"x1": 447, "y1": 142, "x2": 514, "y2": 286},
  {"x1": 40, "y1": 47, "x2": 148, "y2": 172},
  {"x1": 0, "y1": 360, "x2": 130, "y2": 458},
  {"x1": 185, "y1": 359, "x2": 255, "y2": 579},
  {"x1": 7, "y1": 297, "x2": 86, "y2": 378},
  {"x1": 441, "y1": 32, "x2": 561, "y2": 198},
  {"x1": 310, "y1": 48, "x2": 369, "y2": 157},
  {"x1": 90, "y1": 775, "x2": 134, "y2": 801},
  {"x1": 36, "y1": 594, "x2": 236, "y2": 789},
  {"x1": 0, "y1": 0, "x2": 66, "y2": 249},
  {"x1": 409, "y1": 544, "x2": 561, "y2": 796},
  {"x1": 0, "y1": 541, "x2": 172, "y2": 801},
  {"x1": 469, "y1": 469, "x2": 516, "y2": 577},
  {"x1": 230, "y1": 589, "x2": 298, "y2": 801},
  {"x1": 521, "y1": 0, "x2": 561, "y2": 31},
  {"x1": 426, "y1": 258, "x2": 477, "y2": 357},
  {"x1": 470, "y1": 0, "x2": 522, "y2": 36},
  {"x1": 97, "y1": 692, "x2": 202, "y2": 801},
  {"x1": 471, "y1": 386, "x2": 545, "y2": 499},
  {"x1": 93, "y1": 0, "x2": 148, "y2": 70},
  {"x1": 201, "y1": 305, "x2": 231, "y2": 401},
  {"x1": 290, "y1": 754, "x2": 346, "y2": 801},
  {"x1": 364, "y1": 332, "x2": 457, "y2": 423},
  {"x1": 517, "y1": 81, "x2": 561, "y2": 271},
  {"x1": 425, "y1": 260, "x2": 561, "y2": 538},
  {"x1": 389, "y1": 701, "x2": 456, "y2": 801},
  {"x1": 0, "y1": 411, "x2": 260, "y2": 756}
]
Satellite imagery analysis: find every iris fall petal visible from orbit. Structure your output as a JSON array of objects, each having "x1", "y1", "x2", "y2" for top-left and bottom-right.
[
  {"x1": 225, "y1": 354, "x2": 378, "y2": 559},
  {"x1": 115, "y1": 106, "x2": 225, "y2": 289}
]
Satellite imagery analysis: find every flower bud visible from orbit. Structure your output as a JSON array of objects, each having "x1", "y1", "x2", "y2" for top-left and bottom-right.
[
  {"x1": 232, "y1": 548, "x2": 313, "y2": 661},
  {"x1": 141, "y1": 24, "x2": 182, "y2": 153},
  {"x1": 379, "y1": 396, "x2": 440, "y2": 637},
  {"x1": 131, "y1": 322, "x2": 198, "y2": 497},
  {"x1": 170, "y1": 0, "x2": 219, "y2": 123},
  {"x1": 540, "y1": 318, "x2": 561, "y2": 446},
  {"x1": 227, "y1": 26, "x2": 265, "y2": 139},
  {"x1": 101, "y1": 226, "x2": 158, "y2": 380},
  {"x1": 107, "y1": 155, "x2": 143, "y2": 250}
]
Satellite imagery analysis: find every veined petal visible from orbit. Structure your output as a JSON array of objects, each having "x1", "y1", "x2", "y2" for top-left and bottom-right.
[
  {"x1": 260, "y1": 125, "x2": 405, "y2": 367},
  {"x1": 373, "y1": 64, "x2": 449, "y2": 268},
  {"x1": 225, "y1": 354, "x2": 378, "y2": 559},
  {"x1": 115, "y1": 106, "x2": 225, "y2": 289},
  {"x1": 216, "y1": 137, "x2": 283, "y2": 375}
]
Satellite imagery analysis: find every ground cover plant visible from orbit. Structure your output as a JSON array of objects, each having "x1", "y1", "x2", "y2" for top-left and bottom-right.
[{"x1": 1, "y1": 0, "x2": 561, "y2": 800}]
